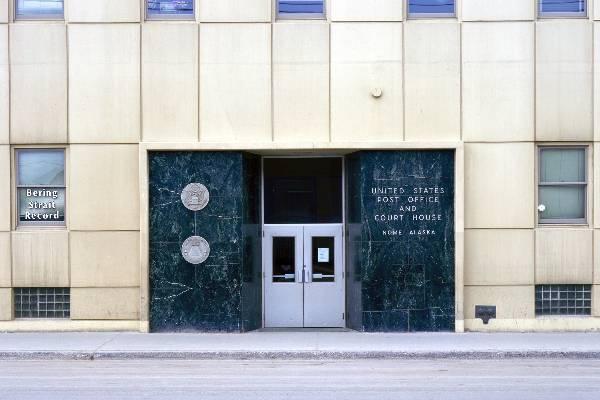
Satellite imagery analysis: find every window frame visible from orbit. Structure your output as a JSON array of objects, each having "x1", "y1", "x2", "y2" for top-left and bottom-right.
[
  {"x1": 537, "y1": 145, "x2": 589, "y2": 226},
  {"x1": 537, "y1": 0, "x2": 588, "y2": 19},
  {"x1": 145, "y1": 0, "x2": 196, "y2": 21},
  {"x1": 15, "y1": 148, "x2": 67, "y2": 228},
  {"x1": 276, "y1": 0, "x2": 327, "y2": 20},
  {"x1": 13, "y1": 0, "x2": 64, "y2": 21},
  {"x1": 406, "y1": 0, "x2": 456, "y2": 19}
]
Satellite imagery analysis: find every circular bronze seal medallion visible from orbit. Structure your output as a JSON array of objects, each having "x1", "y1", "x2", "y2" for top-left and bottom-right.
[
  {"x1": 181, "y1": 183, "x2": 210, "y2": 211},
  {"x1": 181, "y1": 236, "x2": 210, "y2": 265}
]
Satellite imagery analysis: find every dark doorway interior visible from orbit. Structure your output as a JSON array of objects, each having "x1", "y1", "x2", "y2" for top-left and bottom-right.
[{"x1": 263, "y1": 158, "x2": 343, "y2": 224}]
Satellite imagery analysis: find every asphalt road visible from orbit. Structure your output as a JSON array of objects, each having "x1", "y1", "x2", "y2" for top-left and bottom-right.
[{"x1": 0, "y1": 359, "x2": 599, "y2": 400}]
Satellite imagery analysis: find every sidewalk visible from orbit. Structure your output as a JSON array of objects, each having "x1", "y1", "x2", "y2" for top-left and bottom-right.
[{"x1": 2, "y1": 330, "x2": 600, "y2": 360}]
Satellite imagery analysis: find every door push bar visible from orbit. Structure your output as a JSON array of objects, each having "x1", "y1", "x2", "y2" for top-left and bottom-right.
[{"x1": 301, "y1": 265, "x2": 310, "y2": 283}]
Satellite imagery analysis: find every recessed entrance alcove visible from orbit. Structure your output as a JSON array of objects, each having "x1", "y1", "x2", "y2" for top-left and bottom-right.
[{"x1": 148, "y1": 150, "x2": 455, "y2": 332}]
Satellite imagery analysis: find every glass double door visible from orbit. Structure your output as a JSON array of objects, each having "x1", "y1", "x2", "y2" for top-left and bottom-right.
[{"x1": 264, "y1": 225, "x2": 344, "y2": 328}]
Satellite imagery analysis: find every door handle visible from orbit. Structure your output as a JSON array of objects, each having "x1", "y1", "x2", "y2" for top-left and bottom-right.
[{"x1": 304, "y1": 266, "x2": 310, "y2": 284}]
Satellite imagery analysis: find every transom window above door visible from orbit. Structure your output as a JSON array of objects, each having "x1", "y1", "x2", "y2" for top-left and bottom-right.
[{"x1": 263, "y1": 158, "x2": 342, "y2": 224}]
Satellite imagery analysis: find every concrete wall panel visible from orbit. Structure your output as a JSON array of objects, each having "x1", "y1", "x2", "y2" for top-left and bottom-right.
[
  {"x1": 465, "y1": 143, "x2": 535, "y2": 228},
  {"x1": 596, "y1": 143, "x2": 600, "y2": 229},
  {"x1": 405, "y1": 21, "x2": 460, "y2": 142},
  {"x1": 536, "y1": 229, "x2": 594, "y2": 284},
  {"x1": 70, "y1": 231, "x2": 140, "y2": 287},
  {"x1": 0, "y1": 232, "x2": 9, "y2": 287},
  {"x1": 142, "y1": 23, "x2": 198, "y2": 142},
  {"x1": 69, "y1": 145, "x2": 139, "y2": 231},
  {"x1": 0, "y1": 25, "x2": 7, "y2": 144},
  {"x1": 465, "y1": 229, "x2": 534, "y2": 286},
  {"x1": 462, "y1": 22, "x2": 534, "y2": 142},
  {"x1": 331, "y1": 23, "x2": 403, "y2": 141},
  {"x1": 0, "y1": 145, "x2": 8, "y2": 231},
  {"x1": 537, "y1": 21, "x2": 593, "y2": 141},
  {"x1": 273, "y1": 22, "x2": 329, "y2": 142},
  {"x1": 68, "y1": 0, "x2": 140, "y2": 22},
  {"x1": 0, "y1": 288, "x2": 11, "y2": 321},
  {"x1": 71, "y1": 288, "x2": 139, "y2": 320},
  {"x1": 199, "y1": 23, "x2": 271, "y2": 142},
  {"x1": 0, "y1": 0, "x2": 6, "y2": 23},
  {"x1": 595, "y1": 23, "x2": 600, "y2": 141},
  {"x1": 10, "y1": 24, "x2": 67, "y2": 144},
  {"x1": 69, "y1": 24, "x2": 140, "y2": 143},
  {"x1": 330, "y1": 0, "x2": 402, "y2": 21},
  {"x1": 199, "y1": 0, "x2": 271, "y2": 22},
  {"x1": 595, "y1": 230, "x2": 600, "y2": 285},
  {"x1": 11, "y1": 231, "x2": 69, "y2": 287},
  {"x1": 464, "y1": 286, "x2": 535, "y2": 319}
]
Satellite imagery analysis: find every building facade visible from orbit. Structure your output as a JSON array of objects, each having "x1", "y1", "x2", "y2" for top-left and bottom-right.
[{"x1": 0, "y1": 0, "x2": 599, "y2": 332}]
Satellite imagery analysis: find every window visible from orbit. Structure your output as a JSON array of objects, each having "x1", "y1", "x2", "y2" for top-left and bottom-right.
[
  {"x1": 535, "y1": 285, "x2": 591, "y2": 316},
  {"x1": 277, "y1": 0, "x2": 325, "y2": 19},
  {"x1": 16, "y1": 149, "x2": 66, "y2": 227},
  {"x1": 538, "y1": 147, "x2": 587, "y2": 224},
  {"x1": 147, "y1": 0, "x2": 194, "y2": 19},
  {"x1": 408, "y1": 0, "x2": 455, "y2": 18},
  {"x1": 273, "y1": 237, "x2": 296, "y2": 283},
  {"x1": 14, "y1": 288, "x2": 70, "y2": 319},
  {"x1": 15, "y1": 0, "x2": 63, "y2": 19},
  {"x1": 538, "y1": 0, "x2": 587, "y2": 17},
  {"x1": 263, "y1": 158, "x2": 342, "y2": 224}
]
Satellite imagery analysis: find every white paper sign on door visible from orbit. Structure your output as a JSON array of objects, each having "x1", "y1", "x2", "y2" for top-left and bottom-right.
[{"x1": 317, "y1": 248, "x2": 329, "y2": 263}]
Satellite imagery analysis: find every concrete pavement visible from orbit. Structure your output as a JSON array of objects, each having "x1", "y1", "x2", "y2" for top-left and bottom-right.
[
  {"x1": 2, "y1": 359, "x2": 600, "y2": 400},
  {"x1": 2, "y1": 331, "x2": 600, "y2": 360}
]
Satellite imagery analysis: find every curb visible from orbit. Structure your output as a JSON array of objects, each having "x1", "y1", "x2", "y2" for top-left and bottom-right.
[{"x1": 2, "y1": 351, "x2": 600, "y2": 361}]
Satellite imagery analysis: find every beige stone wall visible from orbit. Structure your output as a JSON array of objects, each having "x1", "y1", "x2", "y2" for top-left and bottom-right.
[
  {"x1": 0, "y1": 0, "x2": 599, "y2": 331},
  {"x1": 9, "y1": 24, "x2": 67, "y2": 144},
  {"x1": 0, "y1": 24, "x2": 7, "y2": 144},
  {"x1": 462, "y1": 3, "x2": 599, "y2": 331}
]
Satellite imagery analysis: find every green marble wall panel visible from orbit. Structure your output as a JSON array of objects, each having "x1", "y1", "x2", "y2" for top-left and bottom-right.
[
  {"x1": 149, "y1": 151, "x2": 261, "y2": 332},
  {"x1": 346, "y1": 151, "x2": 455, "y2": 332}
]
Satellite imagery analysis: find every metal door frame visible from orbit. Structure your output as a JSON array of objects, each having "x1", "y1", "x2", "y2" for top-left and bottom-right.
[{"x1": 261, "y1": 156, "x2": 346, "y2": 328}]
